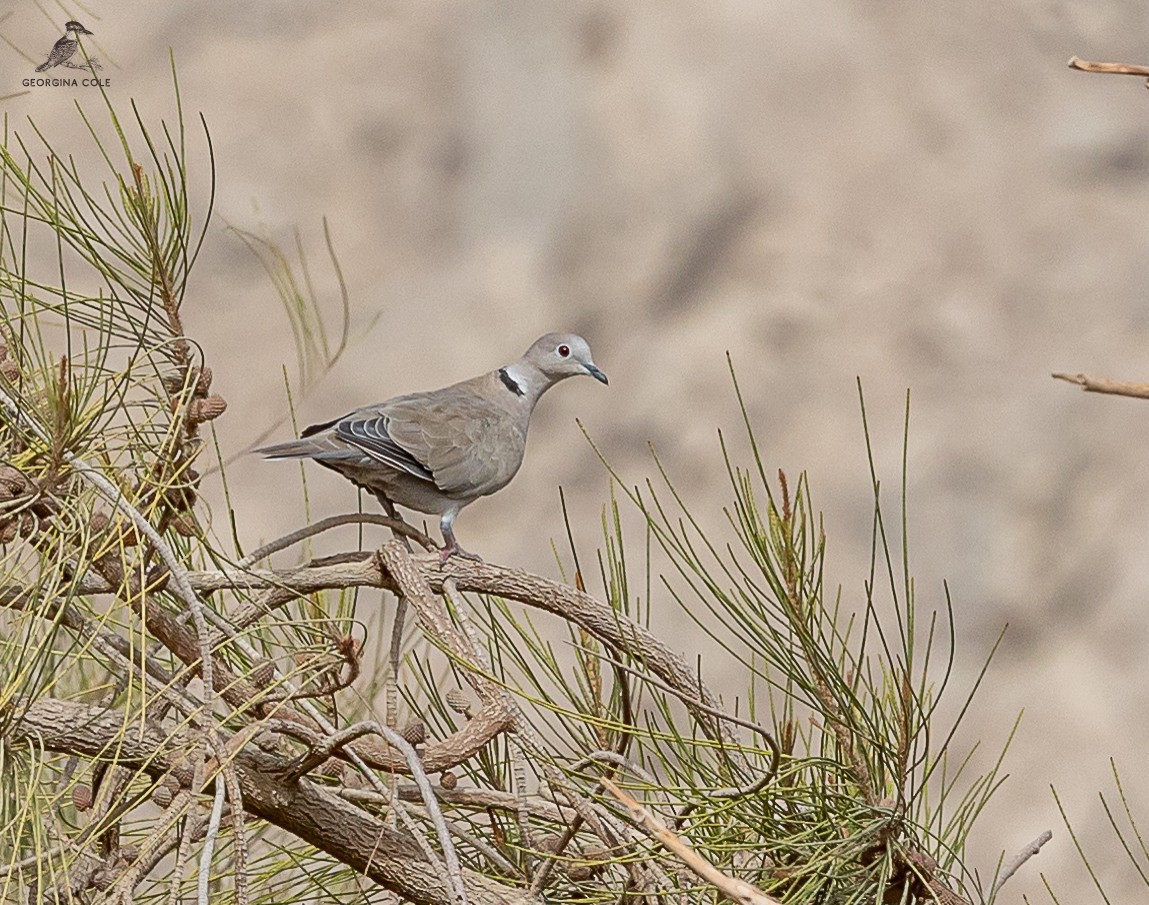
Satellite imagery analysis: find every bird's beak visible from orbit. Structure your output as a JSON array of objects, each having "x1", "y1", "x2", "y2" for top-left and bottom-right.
[{"x1": 584, "y1": 362, "x2": 608, "y2": 385}]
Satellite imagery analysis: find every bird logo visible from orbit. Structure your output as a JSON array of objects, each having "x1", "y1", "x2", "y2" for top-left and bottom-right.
[{"x1": 35, "y1": 20, "x2": 101, "y2": 73}]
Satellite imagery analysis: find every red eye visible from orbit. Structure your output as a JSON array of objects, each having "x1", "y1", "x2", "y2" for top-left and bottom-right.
[{"x1": 558, "y1": 344, "x2": 570, "y2": 357}]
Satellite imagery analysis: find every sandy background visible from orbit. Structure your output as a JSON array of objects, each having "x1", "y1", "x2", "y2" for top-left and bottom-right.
[{"x1": 8, "y1": 2, "x2": 1149, "y2": 900}]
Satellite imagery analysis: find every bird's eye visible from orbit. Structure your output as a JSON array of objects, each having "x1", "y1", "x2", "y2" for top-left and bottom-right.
[{"x1": 557, "y1": 344, "x2": 570, "y2": 357}]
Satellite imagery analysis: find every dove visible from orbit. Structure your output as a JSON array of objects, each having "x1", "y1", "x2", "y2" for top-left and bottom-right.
[{"x1": 258, "y1": 333, "x2": 607, "y2": 561}]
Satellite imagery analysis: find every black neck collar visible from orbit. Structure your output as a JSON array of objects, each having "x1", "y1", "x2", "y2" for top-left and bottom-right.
[{"x1": 498, "y1": 367, "x2": 525, "y2": 396}]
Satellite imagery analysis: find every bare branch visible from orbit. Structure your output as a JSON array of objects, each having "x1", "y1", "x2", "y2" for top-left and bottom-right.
[
  {"x1": 992, "y1": 830, "x2": 1053, "y2": 896},
  {"x1": 1068, "y1": 56, "x2": 1149, "y2": 77},
  {"x1": 238, "y1": 512, "x2": 436, "y2": 567},
  {"x1": 1052, "y1": 372, "x2": 1149, "y2": 399},
  {"x1": 6, "y1": 698, "x2": 535, "y2": 905},
  {"x1": 600, "y1": 777, "x2": 782, "y2": 905}
]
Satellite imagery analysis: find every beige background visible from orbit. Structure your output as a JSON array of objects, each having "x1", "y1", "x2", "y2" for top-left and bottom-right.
[{"x1": 9, "y1": 2, "x2": 1149, "y2": 900}]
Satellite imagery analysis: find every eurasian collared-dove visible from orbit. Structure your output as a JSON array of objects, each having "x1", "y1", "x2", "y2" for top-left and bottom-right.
[{"x1": 258, "y1": 333, "x2": 608, "y2": 561}]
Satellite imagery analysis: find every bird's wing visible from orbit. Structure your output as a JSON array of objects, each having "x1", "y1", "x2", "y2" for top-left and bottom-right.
[
  {"x1": 381, "y1": 387, "x2": 528, "y2": 498},
  {"x1": 322, "y1": 402, "x2": 437, "y2": 483}
]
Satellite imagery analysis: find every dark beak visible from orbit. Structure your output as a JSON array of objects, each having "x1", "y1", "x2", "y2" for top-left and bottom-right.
[{"x1": 584, "y1": 363, "x2": 608, "y2": 385}]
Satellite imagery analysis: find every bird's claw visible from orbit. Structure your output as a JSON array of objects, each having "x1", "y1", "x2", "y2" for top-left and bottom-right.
[{"x1": 439, "y1": 544, "x2": 483, "y2": 566}]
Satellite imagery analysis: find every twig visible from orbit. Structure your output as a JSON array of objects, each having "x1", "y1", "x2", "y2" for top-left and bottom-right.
[
  {"x1": 222, "y1": 767, "x2": 249, "y2": 905},
  {"x1": 198, "y1": 776, "x2": 227, "y2": 905},
  {"x1": 238, "y1": 512, "x2": 435, "y2": 567},
  {"x1": 992, "y1": 830, "x2": 1053, "y2": 896},
  {"x1": 1052, "y1": 372, "x2": 1149, "y2": 400},
  {"x1": 530, "y1": 750, "x2": 663, "y2": 894},
  {"x1": 572, "y1": 642, "x2": 780, "y2": 788},
  {"x1": 0, "y1": 844, "x2": 67, "y2": 879},
  {"x1": 1068, "y1": 56, "x2": 1149, "y2": 77},
  {"x1": 600, "y1": 777, "x2": 782, "y2": 905},
  {"x1": 281, "y1": 722, "x2": 388, "y2": 783},
  {"x1": 278, "y1": 717, "x2": 469, "y2": 905},
  {"x1": 342, "y1": 784, "x2": 581, "y2": 824}
]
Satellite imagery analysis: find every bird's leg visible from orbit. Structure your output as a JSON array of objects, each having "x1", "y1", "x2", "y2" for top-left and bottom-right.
[
  {"x1": 439, "y1": 510, "x2": 482, "y2": 565},
  {"x1": 373, "y1": 491, "x2": 415, "y2": 550}
]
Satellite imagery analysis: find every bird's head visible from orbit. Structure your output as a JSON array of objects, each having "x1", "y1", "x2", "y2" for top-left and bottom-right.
[
  {"x1": 523, "y1": 333, "x2": 608, "y2": 386},
  {"x1": 65, "y1": 21, "x2": 93, "y2": 35}
]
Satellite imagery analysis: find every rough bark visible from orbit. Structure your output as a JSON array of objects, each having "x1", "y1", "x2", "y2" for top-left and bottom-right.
[{"x1": 7, "y1": 697, "x2": 535, "y2": 905}]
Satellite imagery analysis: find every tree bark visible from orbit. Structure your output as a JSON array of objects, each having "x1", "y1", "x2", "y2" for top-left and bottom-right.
[{"x1": 7, "y1": 698, "x2": 535, "y2": 905}]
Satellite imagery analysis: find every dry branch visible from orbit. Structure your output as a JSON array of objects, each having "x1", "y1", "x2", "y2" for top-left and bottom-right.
[
  {"x1": 1052, "y1": 372, "x2": 1149, "y2": 400},
  {"x1": 6, "y1": 698, "x2": 535, "y2": 905},
  {"x1": 600, "y1": 777, "x2": 782, "y2": 905},
  {"x1": 1068, "y1": 56, "x2": 1149, "y2": 77}
]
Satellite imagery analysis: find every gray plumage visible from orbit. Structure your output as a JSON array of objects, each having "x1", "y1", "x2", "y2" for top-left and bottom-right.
[{"x1": 258, "y1": 332, "x2": 607, "y2": 560}]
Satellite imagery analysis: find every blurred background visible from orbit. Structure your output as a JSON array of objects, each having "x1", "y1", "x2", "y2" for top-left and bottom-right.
[{"x1": 8, "y1": 1, "x2": 1149, "y2": 899}]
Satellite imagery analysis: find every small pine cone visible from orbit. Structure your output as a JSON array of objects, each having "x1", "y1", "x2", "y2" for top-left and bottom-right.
[
  {"x1": 118, "y1": 844, "x2": 139, "y2": 864},
  {"x1": 318, "y1": 759, "x2": 344, "y2": 779},
  {"x1": 18, "y1": 511, "x2": 37, "y2": 538},
  {"x1": 188, "y1": 394, "x2": 227, "y2": 425},
  {"x1": 400, "y1": 719, "x2": 426, "y2": 746},
  {"x1": 439, "y1": 771, "x2": 458, "y2": 790},
  {"x1": 169, "y1": 514, "x2": 199, "y2": 538},
  {"x1": 151, "y1": 784, "x2": 174, "y2": 808},
  {"x1": 71, "y1": 784, "x2": 93, "y2": 811},
  {"x1": 89, "y1": 511, "x2": 109, "y2": 533},
  {"x1": 250, "y1": 659, "x2": 276, "y2": 686},
  {"x1": 0, "y1": 519, "x2": 17, "y2": 544},
  {"x1": 254, "y1": 730, "x2": 280, "y2": 753},
  {"x1": 0, "y1": 466, "x2": 27, "y2": 494},
  {"x1": 161, "y1": 373, "x2": 187, "y2": 395},
  {"x1": 445, "y1": 689, "x2": 473, "y2": 718},
  {"x1": 568, "y1": 847, "x2": 610, "y2": 882},
  {"x1": 196, "y1": 367, "x2": 213, "y2": 396},
  {"x1": 171, "y1": 761, "x2": 195, "y2": 788},
  {"x1": 0, "y1": 358, "x2": 18, "y2": 384}
]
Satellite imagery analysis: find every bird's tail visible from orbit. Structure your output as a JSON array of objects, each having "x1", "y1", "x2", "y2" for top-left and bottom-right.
[
  {"x1": 256, "y1": 437, "x2": 358, "y2": 462},
  {"x1": 35, "y1": 61, "x2": 50, "y2": 72},
  {"x1": 255, "y1": 438, "x2": 325, "y2": 460}
]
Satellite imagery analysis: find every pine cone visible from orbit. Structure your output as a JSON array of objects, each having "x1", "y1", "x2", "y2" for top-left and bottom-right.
[
  {"x1": 71, "y1": 784, "x2": 93, "y2": 811},
  {"x1": 0, "y1": 466, "x2": 28, "y2": 495},
  {"x1": 151, "y1": 784, "x2": 174, "y2": 809},
  {"x1": 445, "y1": 689, "x2": 473, "y2": 717},
  {"x1": 171, "y1": 760, "x2": 195, "y2": 788},
  {"x1": 188, "y1": 394, "x2": 227, "y2": 425},
  {"x1": 169, "y1": 514, "x2": 200, "y2": 537},
  {"x1": 568, "y1": 847, "x2": 610, "y2": 882},
  {"x1": 400, "y1": 719, "x2": 426, "y2": 746},
  {"x1": 439, "y1": 771, "x2": 458, "y2": 790},
  {"x1": 250, "y1": 659, "x2": 276, "y2": 686},
  {"x1": 318, "y1": 759, "x2": 345, "y2": 779}
]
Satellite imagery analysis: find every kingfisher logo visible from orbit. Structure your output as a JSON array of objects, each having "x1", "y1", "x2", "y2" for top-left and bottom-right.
[{"x1": 23, "y1": 20, "x2": 110, "y2": 86}]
